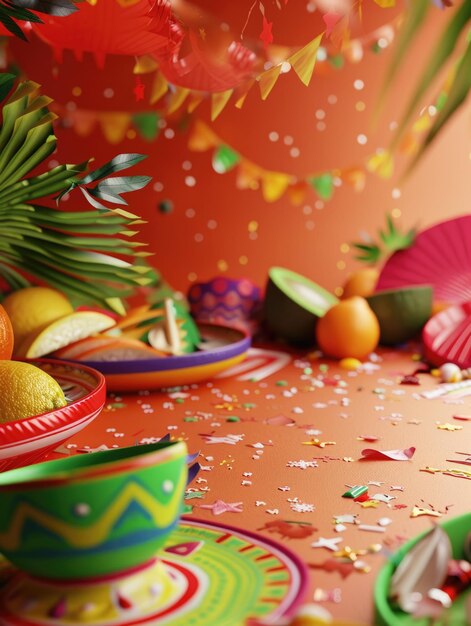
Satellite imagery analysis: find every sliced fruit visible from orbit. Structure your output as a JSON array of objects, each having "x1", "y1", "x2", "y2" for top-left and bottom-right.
[
  {"x1": 17, "y1": 312, "x2": 117, "y2": 358},
  {"x1": 0, "y1": 304, "x2": 14, "y2": 360},
  {"x1": 54, "y1": 336, "x2": 166, "y2": 361},
  {"x1": 2, "y1": 287, "x2": 74, "y2": 354},
  {"x1": 263, "y1": 267, "x2": 338, "y2": 346},
  {"x1": 366, "y1": 285, "x2": 433, "y2": 346}
]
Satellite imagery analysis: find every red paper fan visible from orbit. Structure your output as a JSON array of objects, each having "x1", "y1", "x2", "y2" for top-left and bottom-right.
[
  {"x1": 377, "y1": 215, "x2": 471, "y2": 304},
  {"x1": 422, "y1": 302, "x2": 471, "y2": 368}
]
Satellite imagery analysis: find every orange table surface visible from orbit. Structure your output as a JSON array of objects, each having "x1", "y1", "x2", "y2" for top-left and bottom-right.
[{"x1": 61, "y1": 345, "x2": 470, "y2": 625}]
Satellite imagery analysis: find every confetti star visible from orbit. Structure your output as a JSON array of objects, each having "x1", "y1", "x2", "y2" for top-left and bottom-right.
[
  {"x1": 184, "y1": 491, "x2": 205, "y2": 500},
  {"x1": 437, "y1": 423, "x2": 463, "y2": 431},
  {"x1": 311, "y1": 537, "x2": 343, "y2": 551},
  {"x1": 360, "y1": 500, "x2": 380, "y2": 509},
  {"x1": 371, "y1": 494, "x2": 396, "y2": 503},
  {"x1": 410, "y1": 506, "x2": 442, "y2": 518},
  {"x1": 390, "y1": 485, "x2": 404, "y2": 492},
  {"x1": 333, "y1": 514, "x2": 359, "y2": 525},
  {"x1": 333, "y1": 546, "x2": 360, "y2": 562},
  {"x1": 255, "y1": 501, "x2": 266, "y2": 507},
  {"x1": 199, "y1": 500, "x2": 243, "y2": 515},
  {"x1": 259, "y1": 15, "x2": 273, "y2": 48},
  {"x1": 368, "y1": 481, "x2": 384, "y2": 487}
]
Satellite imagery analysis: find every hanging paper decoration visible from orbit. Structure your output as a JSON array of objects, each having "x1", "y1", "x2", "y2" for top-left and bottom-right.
[
  {"x1": 187, "y1": 121, "x2": 374, "y2": 205},
  {"x1": 212, "y1": 145, "x2": 240, "y2": 174}
]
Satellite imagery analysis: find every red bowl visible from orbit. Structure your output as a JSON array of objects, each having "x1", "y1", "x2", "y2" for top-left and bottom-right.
[{"x1": 0, "y1": 359, "x2": 106, "y2": 472}]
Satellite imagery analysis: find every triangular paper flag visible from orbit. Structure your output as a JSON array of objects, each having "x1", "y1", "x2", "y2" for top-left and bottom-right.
[
  {"x1": 99, "y1": 113, "x2": 130, "y2": 144},
  {"x1": 342, "y1": 168, "x2": 366, "y2": 192},
  {"x1": 212, "y1": 145, "x2": 240, "y2": 173},
  {"x1": 133, "y1": 55, "x2": 158, "y2": 75},
  {"x1": 187, "y1": 93, "x2": 204, "y2": 114},
  {"x1": 261, "y1": 171, "x2": 292, "y2": 202},
  {"x1": 211, "y1": 89, "x2": 233, "y2": 121},
  {"x1": 235, "y1": 80, "x2": 255, "y2": 109},
  {"x1": 150, "y1": 72, "x2": 169, "y2": 105},
  {"x1": 287, "y1": 181, "x2": 307, "y2": 205},
  {"x1": 289, "y1": 33, "x2": 323, "y2": 86},
  {"x1": 366, "y1": 150, "x2": 394, "y2": 179},
  {"x1": 236, "y1": 160, "x2": 263, "y2": 190},
  {"x1": 308, "y1": 173, "x2": 334, "y2": 200},
  {"x1": 188, "y1": 120, "x2": 220, "y2": 152},
  {"x1": 132, "y1": 112, "x2": 159, "y2": 141},
  {"x1": 258, "y1": 64, "x2": 282, "y2": 100},
  {"x1": 168, "y1": 87, "x2": 190, "y2": 114},
  {"x1": 72, "y1": 110, "x2": 96, "y2": 137}
]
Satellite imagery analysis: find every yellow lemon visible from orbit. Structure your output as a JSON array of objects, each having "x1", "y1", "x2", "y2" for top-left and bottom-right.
[
  {"x1": 2, "y1": 287, "x2": 73, "y2": 355},
  {"x1": 0, "y1": 360, "x2": 67, "y2": 423}
]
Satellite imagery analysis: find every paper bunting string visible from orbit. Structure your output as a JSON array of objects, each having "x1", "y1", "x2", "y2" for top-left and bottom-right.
[{"x1": 188, "y1": 120, "x2": 390, "y2": 205}]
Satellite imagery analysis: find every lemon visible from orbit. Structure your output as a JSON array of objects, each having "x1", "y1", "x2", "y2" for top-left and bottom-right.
[
  {"x1": 17, "y1": 311, "x2": 117, "y2": 358},
  {"x1": 0, "y1": 360, "x2": 67, "y2": 423},
  {"x1": 2, "y1": 287, "x2": 73, "y2": 355}
]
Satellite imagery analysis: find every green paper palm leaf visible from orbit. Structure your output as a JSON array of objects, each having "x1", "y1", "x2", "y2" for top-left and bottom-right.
[
  {"x1": 381, "y1": 1, "x2": 471, "y2": 169},
  {"x1": 0, "y1": 76, "x2": 154, "y2": 313}
]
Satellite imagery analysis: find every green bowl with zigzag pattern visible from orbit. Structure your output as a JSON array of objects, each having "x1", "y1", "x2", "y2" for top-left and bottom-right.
[{"x1": 0, "y1": 441, "x2": 188, "y2": 580}]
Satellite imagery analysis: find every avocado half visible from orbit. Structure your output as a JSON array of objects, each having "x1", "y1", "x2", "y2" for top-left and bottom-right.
[
  {"x1": 366, "y1": 285, "x2": 433, "y2": 346},
  {"x1": 263, "y1": 267, "x2": 338, "y2": 345}
]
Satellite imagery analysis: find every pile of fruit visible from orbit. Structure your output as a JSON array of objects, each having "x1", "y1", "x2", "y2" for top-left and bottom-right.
[
  {"x1": 263, "y1": 266, "x2": 435, "y2": 365},
  {"x1": 2, "y1": 286, "x2": 202, "y2": 363},
  {"x1": 0, "y1": 302, "x2": 67, "y2": 424}
]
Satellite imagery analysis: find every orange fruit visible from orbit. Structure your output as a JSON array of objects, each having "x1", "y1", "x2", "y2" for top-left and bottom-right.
[
  {"x1": 342, "y1": 268, "x2": 379, "y2": 299},
  {"x1": 316, "y1": 296, "x2": 380, "y2": 360},
  {"x1": 0, "y1": 305, "x2": 14, "y2": 360}
]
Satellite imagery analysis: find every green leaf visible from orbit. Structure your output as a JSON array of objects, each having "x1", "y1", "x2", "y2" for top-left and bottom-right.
[
  {"x1": 376, "y1": 0, "x2": 429, "y2": 118},
  {"x1": 11, "y1": 0, "x2": 78, "y2": 16},
  {"x1": 391, "y1": 1, "x2": 471, "y2": 150},
  {"x1": 81, "y1": 153, "x2": 148, "y2": 184},
  {"x1": 409, "y1": 39, "x2": 471, "y2": 168},
  {"x1": 0, "y1": 73, "x2": 16, "y2": 103}
]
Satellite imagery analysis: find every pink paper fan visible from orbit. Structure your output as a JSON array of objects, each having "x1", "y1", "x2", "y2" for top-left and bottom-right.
[
  {"x1": 422, "y1": 302, "x2": 471, "y2": 368},
  {"x1": 377, "y1": 215, "x2": 471, "y2": 303}
]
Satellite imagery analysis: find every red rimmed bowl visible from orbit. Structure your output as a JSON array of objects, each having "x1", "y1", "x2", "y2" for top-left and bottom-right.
[{"x1": 0, "y1": 359, "x2": 106, "y2": 472}]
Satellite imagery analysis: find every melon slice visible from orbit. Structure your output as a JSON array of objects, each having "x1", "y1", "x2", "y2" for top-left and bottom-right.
[
  {"x1": 263, "y1": 267, "x2": 338, "y2": 345},
  {"x1": 55, "y1": 336, "x2": 166, "y2": 361},
  {"x1": 366, "y1": 285, "x2": 433, "y2": 346},
  {"x1": 17, "y1": 311, "x2": 117, "y2": 358}
]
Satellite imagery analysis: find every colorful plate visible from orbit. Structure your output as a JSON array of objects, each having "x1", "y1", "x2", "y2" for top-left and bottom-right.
[
  {"x1": 0, "y1": 359, "x2": 106, "y2": 472},
  {"x1": 375, "y1": 512, "x2": 471, "y2": 626},
  {"x1": 422, "y1": 302, "x2": 471, "y2": 367},
  {"x1": 71, "y1": 324, "x2": 251, "y2": 392},
  {"x1": 0, "y1": 517, "x2": 308, "y2": 626},
  {"x1": 377, "y1": 215, "x2": 471, "y2": 304}
]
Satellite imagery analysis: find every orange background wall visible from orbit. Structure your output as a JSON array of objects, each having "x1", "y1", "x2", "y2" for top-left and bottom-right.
[{"x1": 9, "y1": 1, "x2": 471, "y2": 297}]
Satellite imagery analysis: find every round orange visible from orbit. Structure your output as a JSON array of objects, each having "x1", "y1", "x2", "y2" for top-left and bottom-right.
[
  {"x1": 316, "y1": 296, "x2": 380, "y2": 360},
  {"x1": 0, "y1": 304, "x2": 14, "y2": 360},
  {"x1": 342, "y1": 268, "x2": 379, "y2": 299}
]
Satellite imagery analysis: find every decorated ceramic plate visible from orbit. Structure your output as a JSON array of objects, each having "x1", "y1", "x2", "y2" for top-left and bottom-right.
[
  {"x1": 0, "y1": 517, "x2": 308, "y2": 626},
  {"x1": 0, "y1": 359, "x2": 106, "y2": 472},
  {"x1": 375, "y1": 512, "x2": 471, "y2": 626},
  {"x1": 72, "y1": 323, "x2": 251, "y2": 392}
]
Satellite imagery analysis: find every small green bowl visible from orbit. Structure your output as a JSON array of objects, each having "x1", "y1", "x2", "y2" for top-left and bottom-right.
[
  {"x1": 375, "y1": 512, "x2": 471, "y2": 625},
  {"x1": 367, "y1": 285, "x2": 433, "y2": 346},
  {"x1": 0, "y1": 441, "x2": 188, "y2": 580}
]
